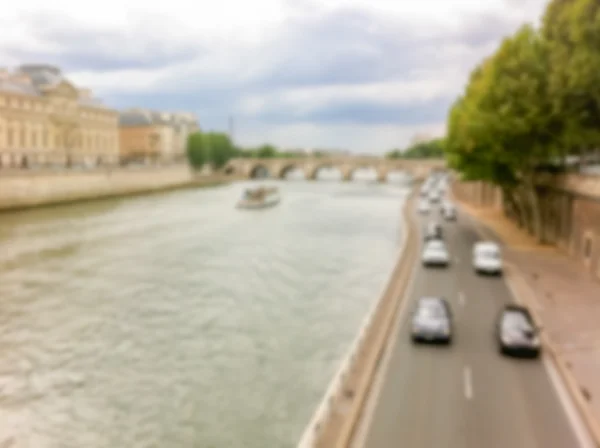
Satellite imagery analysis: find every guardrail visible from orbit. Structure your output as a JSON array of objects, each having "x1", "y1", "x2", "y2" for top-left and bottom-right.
[{"x1": 297, "y1": 188, "x2": 419, "y2": 448}]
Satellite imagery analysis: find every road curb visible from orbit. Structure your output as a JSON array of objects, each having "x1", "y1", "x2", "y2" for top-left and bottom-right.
[
  {"x1": 297, "y1": 187, "x2": 419, "y2": 448},
  {"x1": 451, "y1": 185, "x2": 600, "y2": 448}
]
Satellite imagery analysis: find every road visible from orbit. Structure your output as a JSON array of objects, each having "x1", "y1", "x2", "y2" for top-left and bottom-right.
[{"x1": 357, "y1": 202, "x2": 586, "y2": 448}]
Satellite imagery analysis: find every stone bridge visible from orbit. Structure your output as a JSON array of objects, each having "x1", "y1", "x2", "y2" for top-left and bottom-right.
[{"x1": 223, "y1": 157, "x2": 446, "y2": 181}]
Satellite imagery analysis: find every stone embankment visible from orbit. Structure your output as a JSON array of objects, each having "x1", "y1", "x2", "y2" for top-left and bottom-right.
[
  {"x1": 0, "y1": 165, "x2": 240, "y2": 212},
  {"x1": 297, "y1": 189, "x2": 419, "y2": 448}
]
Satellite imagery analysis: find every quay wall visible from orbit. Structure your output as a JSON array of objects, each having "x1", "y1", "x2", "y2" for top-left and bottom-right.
[{"x1": 0, "y1": 166, "x2": 238, "y2": 212}]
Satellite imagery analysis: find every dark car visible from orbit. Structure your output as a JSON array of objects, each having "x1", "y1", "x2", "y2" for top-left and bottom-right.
[
  {"x1": 496, "y1": 304, "x2": 541, "y2": 357},
  {"x1": 423, "y1": 222, "x2": 443, "y2": 241},
  {"x1": 411, "y1": 297, "x2": 453, "y2": 344}
]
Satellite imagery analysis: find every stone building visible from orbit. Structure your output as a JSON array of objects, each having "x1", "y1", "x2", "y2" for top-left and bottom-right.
[
  {"x1": 118, "y1": 109, "x2": 199, "y2": 163},
  {"x1": 0, "y1": 64, "x2": 119, "y2": 168}
]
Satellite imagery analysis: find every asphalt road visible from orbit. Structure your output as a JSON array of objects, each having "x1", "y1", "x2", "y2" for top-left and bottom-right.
[{"x1": 357, "y1": 201, "x2": 584, "y2": 448}]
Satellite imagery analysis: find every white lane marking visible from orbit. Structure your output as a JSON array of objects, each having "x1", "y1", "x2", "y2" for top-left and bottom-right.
[
  {"x1": 463, "y1": 366, "x2": 473, "y2": 401},
  {"x1": 458, "y1": 292, "x2": 466, "y2": 307}
]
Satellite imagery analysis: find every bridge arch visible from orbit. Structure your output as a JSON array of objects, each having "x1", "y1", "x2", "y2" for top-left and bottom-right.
[
  {"x1": 385, "y1": 167, "x2": 412, "y2": 183},
  {"x1": 224, "y1": 165, "x2": 236, "y2": 175},
  {"x1": 278, "y1": 164, "x2": 305, "y2": 179},
  {"x1": 249, "y1": 164, "x2": 271, "y2": 179},
  {"x1": 347, "y1": 165, "x2": 379, "y2": 182},
  {"x1": 309, "y1": 164, "x2": 343, "y2": 180}
]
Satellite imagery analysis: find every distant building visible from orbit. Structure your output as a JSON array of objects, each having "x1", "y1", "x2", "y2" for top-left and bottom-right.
[
  {"x1": 118, "y1": 108, "x2": 199, "y2": 163},
  {"x1": 0, "y1": 64, "x2": 119, "y2": 168}
]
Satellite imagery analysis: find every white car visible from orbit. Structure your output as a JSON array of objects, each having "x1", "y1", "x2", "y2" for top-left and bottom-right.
[
  {"x1": 473, "y1": 241, "x2": 503, "y2": 275},
  {"x1": 422, "y1": 240, "x2": 450, "y2": 267},
  {"x1": 441, "y1": 203, "x2": 457, "y2": 220},
  {"x1": 428, "y1": 190, "x2": 441, "y2": 203},
  {"x1": 417, "y1": 199, "x2": 431, "y2": 214}
]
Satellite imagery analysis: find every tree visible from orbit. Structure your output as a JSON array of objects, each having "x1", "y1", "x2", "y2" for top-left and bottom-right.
[
  {"x1": 385, "y1": 149, "x2": 403, "y2": 159},
  {"x1": 205, "y1": 132, "x2": 236, "y2": 168},
  {"x1": 186, "y1": 132, "x2": 209, "y2": 169},
  {"x1": 256, "y1": 144, "x2": 277, "y2": 158},
  {"x1": 446, "y1": 26, "x2": 562, "y2": 240},
  {"x1": 543, "y1": 0, "x2": 600, "y2": 162},
  {"x1": 386, "y1": 139, "x2": 445, "y2": 159}
]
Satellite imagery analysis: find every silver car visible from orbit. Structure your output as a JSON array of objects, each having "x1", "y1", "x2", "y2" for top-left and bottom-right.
[
  {"x1": 411, "y1": 297, "x2": 453, "y2": 344},
  {"x1": 497, "y1": 305, "x2": 541, "y2": 357},
  {"x1": 421, "y1": 240, "x2": 450, "y2": 267}
]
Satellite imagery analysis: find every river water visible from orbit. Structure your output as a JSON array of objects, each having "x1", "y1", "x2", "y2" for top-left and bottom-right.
[{"x1": 0, "y1": 176, "x2": 409, "y2": 448}]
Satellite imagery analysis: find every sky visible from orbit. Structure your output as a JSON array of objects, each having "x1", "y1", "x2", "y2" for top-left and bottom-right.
[{"x1": 0, "y1": 0, "x2": 549, "y2": 153}]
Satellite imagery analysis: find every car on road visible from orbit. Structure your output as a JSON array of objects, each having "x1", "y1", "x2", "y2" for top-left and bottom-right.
[
  {"x1": 411, "y1": 297, "x2": 453, "y2": 344},
  {"x1": 473, "y1": 241, "x2": 502, "y2": 275},
  {"x1": 424, "y1": 222, "x2": 443, "y2": 241},
  {"x1": 428, "y1": 190, "x2": 441, "y2": 203},
  {"x1": 496, "y1": 304, "x2": 541, "y2": 357},
  {"x1": 422, "y1": 239, "x2": 450, "y2": 267},
  {"x1": 417, "y1": 199, "x2": 431, "y2": 214},
  {"x1": 441, "y1": 202, "x2": 457, "y2": 221}
]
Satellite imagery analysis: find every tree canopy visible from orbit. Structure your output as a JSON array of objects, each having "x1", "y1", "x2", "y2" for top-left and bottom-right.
[
  {"x1": 386, "y1": 138, "x2": 445, "y2": 159},
  {"x1": 444, "y1": 0, "x2": 600, "y2": 241},
  {"x1": 186, "y1": 132, "x2": 309, "y2": 169}
]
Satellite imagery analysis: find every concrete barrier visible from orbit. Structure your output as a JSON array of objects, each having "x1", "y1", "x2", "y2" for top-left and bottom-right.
[{"x1": 297, "y1": 188, "x2": 419, "y2": 448}]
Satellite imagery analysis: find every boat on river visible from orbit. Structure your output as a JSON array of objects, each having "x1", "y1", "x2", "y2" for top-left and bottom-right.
[{"x1": 237, "y1": 186, "x2": 281, "y2": 209}]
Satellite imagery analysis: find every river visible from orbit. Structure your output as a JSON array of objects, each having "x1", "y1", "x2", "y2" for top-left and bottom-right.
[{"x1": 0, "y1": 176, "x2": 409, "y2": 447}]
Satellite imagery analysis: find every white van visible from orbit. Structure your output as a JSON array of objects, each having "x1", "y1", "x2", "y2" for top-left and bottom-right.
[{"x1": 472, "y1": 241, "x2": 502, "y2": 275}]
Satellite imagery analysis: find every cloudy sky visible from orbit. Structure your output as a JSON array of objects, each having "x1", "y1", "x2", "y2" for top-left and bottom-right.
[{"x1": 1, "y1": 0, "x2": 548, "y2": 153}]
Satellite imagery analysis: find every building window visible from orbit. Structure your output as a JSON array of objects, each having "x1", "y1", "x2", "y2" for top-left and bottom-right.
[
  {"x1": 7, "y1": 127, "x2": 14, "y2": 147},
  {"x1": 584, "y1": 236, "x2": 593, "y2": 259},
  {"x1": 43, "y1": 129, "x2": 48, "y2": 148},
  {"x1": 20, "y1": 128, "x2": 26, "y2": 147},
  {"x1": 32, "y1": 130, "x2": 37, "y2": 147}
]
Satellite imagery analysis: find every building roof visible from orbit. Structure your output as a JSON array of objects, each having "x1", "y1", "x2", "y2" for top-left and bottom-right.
[
  {"x1": 118, "y1": 108, "x2": 199, "y2": 128},
  {"x1": 119, "y1": 110, "x2": 154, "y2": 126},
  {"x1": 0, "y1": 64, "x2": 109, "y2": 109}
]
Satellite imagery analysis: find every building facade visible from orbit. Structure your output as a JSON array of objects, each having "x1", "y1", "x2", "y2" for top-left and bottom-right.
[
  {"x1": 0, "y1": 64, "x2": 119, "y2": 169},
  {"x1": 118, "y1": 109, "x2": 199, "y2": 163}
]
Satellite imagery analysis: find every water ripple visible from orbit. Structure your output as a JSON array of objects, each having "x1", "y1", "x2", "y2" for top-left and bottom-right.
[{"x1": 0, "y1": 181, "x2": 407, "y2": 447}]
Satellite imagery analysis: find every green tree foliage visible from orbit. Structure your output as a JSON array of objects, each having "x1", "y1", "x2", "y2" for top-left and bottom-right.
[
  {"x1": 445, "y1": 0, "x2": 600, "y2": 241},
  {"x1": 543, "y1": 0, "x2": 600, "y2": 154},
  {"x1": 387, "y1": 139, "x2": 445, "y2": 159},
  {"x1": 186, "y1": 132, "x2": 209, "y2": 169},
  {"x1": 255, "y1": 144, "x2": 277, "y2": 158},
  {"x1": 205, "y1": 132, "x2": 236, "y2": 168},
  {"x1": 186, "y1": 131, "x2": 236, "y2": 169},
  {"x1": 186, "y1": 132, "x2": 298, "y2": 168}
]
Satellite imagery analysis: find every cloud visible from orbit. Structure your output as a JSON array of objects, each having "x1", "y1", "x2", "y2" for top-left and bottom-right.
[{"x1": 0, "y1": 0, "x2": 549, "y2": 151}]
